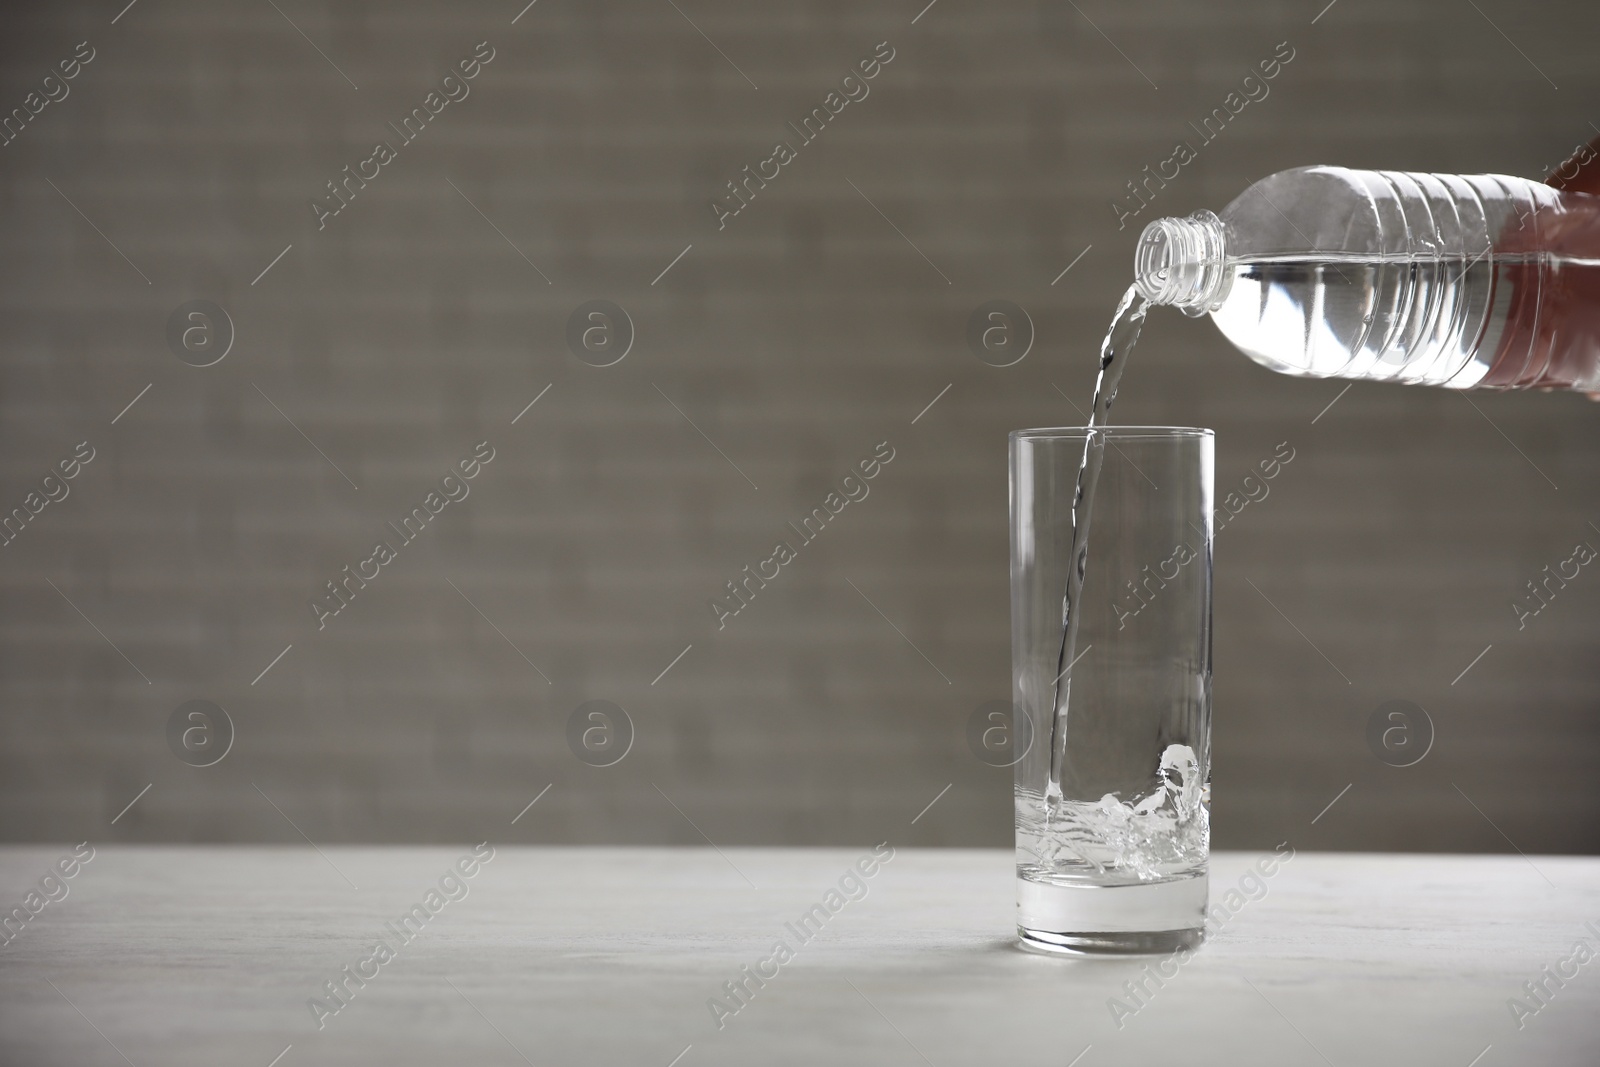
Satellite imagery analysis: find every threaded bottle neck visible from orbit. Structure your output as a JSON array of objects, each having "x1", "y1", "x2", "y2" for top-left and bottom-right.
[{"x1": 1134, "y1": 211, "x2": 1229, "y2": 315}]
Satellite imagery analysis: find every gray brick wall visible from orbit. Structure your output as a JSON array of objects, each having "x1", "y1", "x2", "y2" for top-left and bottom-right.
[{"x1": 1, "y1": 0, "x2": 1596, "y2": 852}]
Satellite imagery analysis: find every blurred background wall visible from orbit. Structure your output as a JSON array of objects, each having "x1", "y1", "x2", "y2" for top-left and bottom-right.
[{"x1": 1, "y1": 0, "x2": 1596, "y2": 852}]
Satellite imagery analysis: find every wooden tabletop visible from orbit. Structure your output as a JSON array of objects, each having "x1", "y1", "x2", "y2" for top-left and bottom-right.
[{"x1": 1, "y1": 847, "x2": 1596, "y2": 1066}]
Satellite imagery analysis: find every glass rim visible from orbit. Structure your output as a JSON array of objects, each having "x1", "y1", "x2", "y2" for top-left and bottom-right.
[{"x1": 1009, "y1": 425, "x2": 1214, "y2": 441}]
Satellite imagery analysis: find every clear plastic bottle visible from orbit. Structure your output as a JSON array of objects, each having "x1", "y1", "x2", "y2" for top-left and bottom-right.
[{"x1": 1133, "y1": 151, "x2": 1600, "y2": 392}]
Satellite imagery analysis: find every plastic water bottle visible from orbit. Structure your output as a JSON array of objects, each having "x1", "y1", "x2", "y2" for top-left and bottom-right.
[{"x1": 1132, "y1": 143, "x2": 1600, "y2": 392}]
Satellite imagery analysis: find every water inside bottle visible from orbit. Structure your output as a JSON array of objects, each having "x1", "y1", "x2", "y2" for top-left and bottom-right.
[{"x1": 1209, "y1": 250, "x2": 1600, "y2": 390}]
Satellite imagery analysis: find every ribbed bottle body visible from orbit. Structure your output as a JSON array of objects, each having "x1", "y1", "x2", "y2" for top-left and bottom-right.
[{"x1": 1163, "y1": 166, "x2": 1600, "y2": 391}]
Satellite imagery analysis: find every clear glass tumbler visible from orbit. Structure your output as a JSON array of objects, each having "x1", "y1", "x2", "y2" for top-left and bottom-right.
[{"x1": 1010, "y1": 427, "x2": 1213, "y2": 955}]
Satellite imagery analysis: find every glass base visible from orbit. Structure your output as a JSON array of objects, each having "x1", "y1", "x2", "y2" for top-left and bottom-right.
[
  {"x1": 1017, "y1": 924, "x2": 1204, "y2": 956},
  {"x1": 1016, "y1": 871, "x2": 1207, "y2": 957}
]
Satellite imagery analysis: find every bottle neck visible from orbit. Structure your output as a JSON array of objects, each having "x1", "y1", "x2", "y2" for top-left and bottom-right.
[{"x1": 1134, "y1": 211, "x2": 1229, "y2": 316}]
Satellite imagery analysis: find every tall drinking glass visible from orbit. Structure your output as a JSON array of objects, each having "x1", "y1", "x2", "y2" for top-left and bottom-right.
[{"x1": 1010, "y1": 427, "x2": 1213, "y2": 955}]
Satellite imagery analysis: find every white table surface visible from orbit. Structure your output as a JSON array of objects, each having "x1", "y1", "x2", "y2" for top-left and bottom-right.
[{"x1": 1, "y1": 846, "x2": 1596, "y2": 1066}]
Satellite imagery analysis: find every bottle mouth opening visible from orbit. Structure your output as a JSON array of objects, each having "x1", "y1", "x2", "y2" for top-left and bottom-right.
[{"x1": 1134, "y1": 211, "x2": 1228, "y2": 313}]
